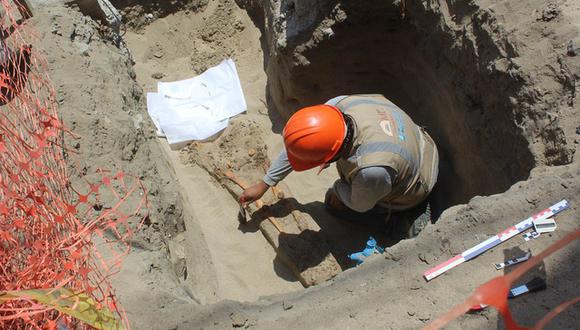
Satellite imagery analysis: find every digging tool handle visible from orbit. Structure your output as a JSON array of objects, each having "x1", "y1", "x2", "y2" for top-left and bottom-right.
[
  {"x1": 238, "y1": 203, "x2": 247, "y2": 224},
  {"x1": 524, "y1": 277, "x2": 547, "y2": 293},
  {"x1": 508, "y1": 277, "x2": 547, "y2": 298}
]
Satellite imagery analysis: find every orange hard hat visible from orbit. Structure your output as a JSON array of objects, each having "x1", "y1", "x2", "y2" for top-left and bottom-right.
[{"x1": 283, "y1": 104, "x2": 346, "y2": 171}]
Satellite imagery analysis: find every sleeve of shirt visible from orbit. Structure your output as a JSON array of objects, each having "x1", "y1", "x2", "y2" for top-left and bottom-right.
[
  {"x1": 333, "y1": 166, "x2": 395, "y2": 213},
  {"x1": 263, "y1": 149, "x2": 294, "y2": 186},
  {"x1": 325, "y1": 95, "x2": 348, "y2": 107}
]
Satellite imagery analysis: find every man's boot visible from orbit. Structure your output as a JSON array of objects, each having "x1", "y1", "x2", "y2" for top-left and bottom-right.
[
  {"x1": 391, "y1": 200, "x2": 432, "y2": 239},
  {"x1": 407, "y1": 201, "x2": 431, "y2": 238}
]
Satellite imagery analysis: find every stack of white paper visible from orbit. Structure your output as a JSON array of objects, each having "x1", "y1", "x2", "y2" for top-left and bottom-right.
[{"x1": 146, "y1": 59, "x2": 247, "y2": 148}]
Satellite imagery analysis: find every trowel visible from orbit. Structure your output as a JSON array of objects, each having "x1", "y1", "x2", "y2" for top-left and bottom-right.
[{"x1": 238, "y1": 203, "x2": 248, "y2": 224}]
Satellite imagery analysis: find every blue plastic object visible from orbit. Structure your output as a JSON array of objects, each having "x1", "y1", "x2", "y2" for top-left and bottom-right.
[{"x1": 348, "y1": 236, "x2": 385, "y2": 265}]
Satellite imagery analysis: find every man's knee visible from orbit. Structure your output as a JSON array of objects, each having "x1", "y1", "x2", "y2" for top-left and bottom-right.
[{"x1": 324, "y1": 188, "x2": 347, "y2": 212}]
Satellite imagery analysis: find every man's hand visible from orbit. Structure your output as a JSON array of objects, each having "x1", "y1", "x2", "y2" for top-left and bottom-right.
[{"x1": 239, "y1": 181, "x2": 269, "y2": 205}]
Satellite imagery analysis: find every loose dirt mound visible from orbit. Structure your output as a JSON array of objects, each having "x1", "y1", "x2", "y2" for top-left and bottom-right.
[
  {"x1": 185, "y1": 119, "x2": 269, "y2": 184},
  {"x1": 32, "y1": 2, "x2": 201, "y2": 322}
]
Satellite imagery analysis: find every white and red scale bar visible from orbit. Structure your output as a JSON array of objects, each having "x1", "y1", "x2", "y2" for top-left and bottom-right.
[{"x1": 423, "y1": 199, "x2": 570, "y2": 281}]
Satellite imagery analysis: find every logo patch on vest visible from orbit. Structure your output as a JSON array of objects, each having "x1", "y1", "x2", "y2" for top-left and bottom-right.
[
  {"x1": 376, "y1": 108, "x2": 405, "y2": 140},
  {"x1": 379, "y1": 120, "x2": 394, "y2": 137}
]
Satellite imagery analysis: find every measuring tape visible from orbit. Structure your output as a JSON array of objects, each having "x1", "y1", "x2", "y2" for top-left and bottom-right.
[{"x1": 423, "y1": 200, "x2": 569, "y2": 281}]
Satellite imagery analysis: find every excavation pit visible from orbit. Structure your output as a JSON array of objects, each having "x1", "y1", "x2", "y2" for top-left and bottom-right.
[
  {"x1": 37, "y1": 0, "x2": 579, "y2": 328},
  {"x1": 259, "y1": 0, "x2": 537, "y2": 216},
  {"x1": 110, "y1": 0, "x2": 566, "y2": 305}
]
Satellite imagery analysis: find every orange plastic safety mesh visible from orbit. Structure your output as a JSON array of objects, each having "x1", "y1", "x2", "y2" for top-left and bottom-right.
[
  {"x1": 0, "y1": 1, "x2": 148, "y2": 329},
  {"x1": 425, "y1": 229, "x2": 580, "y2": 330}
]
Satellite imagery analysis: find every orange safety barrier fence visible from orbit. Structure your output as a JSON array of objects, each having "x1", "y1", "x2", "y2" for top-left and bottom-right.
[
  {"x1": 0, "y1": 1, "x2": 147, "y2": 329},
  {"x1": 425, "y1": 229, "x2": 580, "y2": 330}
]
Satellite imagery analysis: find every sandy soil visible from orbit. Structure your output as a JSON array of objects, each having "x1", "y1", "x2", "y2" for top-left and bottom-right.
[
  {"x1": 26, "y1": 0, "x2": 580, "y2": 329},
  {"x1": 123, "y1": 0, "x2": 304, "y2": 301}
]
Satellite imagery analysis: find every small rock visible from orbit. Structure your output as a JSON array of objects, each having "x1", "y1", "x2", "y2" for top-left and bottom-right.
[
  {"x1": 146, "y1": 13, "x2": 154, "y2": 20},
  {"x1": 384, "y1": 250, "x2": 401, "y2": 261},
  {"x1": 539, "y1": 3, "x2": 560, "y2": 22},
  {"x1": 234, "y1": 20, "x2": 245, "y2": 31},
  {"x1": 153, "y1": 51, "x2": 164, "y2": 58},
  {"x1": 248, "y1": 149, "x2": 256, "y2": 157},
  {"x1": 276, "y1": 37, "x2": 287, "y2": 49},
  {"x1": 567, "y1": 39, "x2": 579, "y2": 56},
  {"x1": 76, "y1": 43, "x2": 90, "y2": 56},
  {"x1": 418, "y1": 253, "x2": 430, "y2": 264},
  {"x1": 51, "y1": 24, "x2": 62, "y2": 36},
  {"x1": 410, "y1": 279, "x2": 422, "y2": 290},
  {"x1": 407, "y1": 311, "x2": 415, "y2": 316},
  {"x1": 282, "y1": 301, "x2": 293, "y2": 310},
  {"x1": 493, "y1": 58, "x2": 510, "y2": 73},
  {"x1": 152, "y1": 72, "x2": 165, "y2": 79},
  {"x1": 525, "y1": 197, "x2": 538, "y2": 205},
  {"x1": 245, "y1": 317, "x2": 257, "y2": 328},
  {"x1": 230, "y1": 311, "x2": 248, "y2": 328},
  {"x1": 322, "y1": 27, "x2": 335, "y2": 38},
  {"x1": 416, "y1": 311, "x2": 431, "y2": 322}
]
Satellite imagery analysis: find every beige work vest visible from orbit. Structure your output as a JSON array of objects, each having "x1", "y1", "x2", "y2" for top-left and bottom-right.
[{"x1": 335, "y1": 95, "x2": 439, "y2": 210}]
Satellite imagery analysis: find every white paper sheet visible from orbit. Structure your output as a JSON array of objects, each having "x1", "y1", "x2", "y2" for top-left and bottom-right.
[
  {"x1": 157, "y1": 58, "x2": 247, "y2": 121},
  {"x1": 146, "y1": 59, "x2": 246, "y2": 148},
  {"x1": 146, "y1": 93, "x2": 229, "y2": 145}
]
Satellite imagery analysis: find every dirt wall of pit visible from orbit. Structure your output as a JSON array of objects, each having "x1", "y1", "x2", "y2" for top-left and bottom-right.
[
  {"x1": 238, "y1": 0, "x2": 578, "y2": 213},
  {"x1": 110, "y1": 0, "x2": 209, "y2": 28},
  {"x1": 33, "y1": 3, "x2": 219, "y2": 306}
]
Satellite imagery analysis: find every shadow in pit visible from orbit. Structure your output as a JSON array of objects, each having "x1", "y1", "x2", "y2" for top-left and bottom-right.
[{"x1": 239, "y1": 197, "x2": 399, "y2": 276}]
